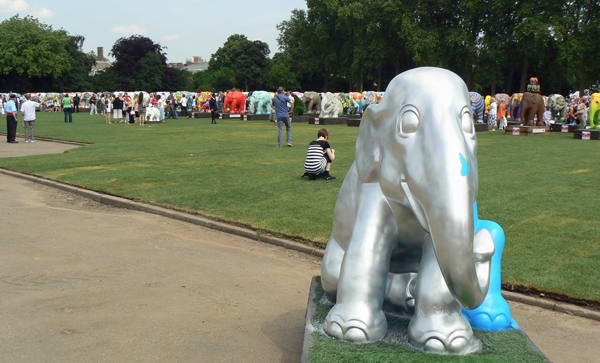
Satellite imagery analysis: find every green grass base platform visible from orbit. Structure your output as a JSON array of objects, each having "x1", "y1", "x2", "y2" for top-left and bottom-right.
[{"x1": 302, "y1": 277, "x2": 549, "y2": 363}]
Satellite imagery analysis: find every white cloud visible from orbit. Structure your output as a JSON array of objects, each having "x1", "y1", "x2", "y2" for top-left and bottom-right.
[
  {"x1": 161, "y1": 34, "x2": 179, "y2": 41},
  {"x1": 31, "y1": 7, "x2": 56, "y2": 19},
  {"x1": 111, "y1": 25, "x2": 148, "y2": 35},
  {"x1": 0, "y1": 0, "x2": 29, "y2": 12}
]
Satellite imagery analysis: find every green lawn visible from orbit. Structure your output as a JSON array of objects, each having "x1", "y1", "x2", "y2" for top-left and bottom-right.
[{"x1": 1, "y1": 112, "x2": 599, "y2": 303}]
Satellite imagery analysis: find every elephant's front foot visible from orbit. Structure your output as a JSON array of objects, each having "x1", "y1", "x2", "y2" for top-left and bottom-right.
[
  {"x1": 408, "y1": 302, "x2": 475, "y2": 354},
  {"x1": 324, "y1": 303, "x2": 387, "y2": 343}
]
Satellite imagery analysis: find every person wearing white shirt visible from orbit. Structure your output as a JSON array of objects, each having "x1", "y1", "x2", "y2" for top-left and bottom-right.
[
  {"x1": 20, "y1": 94, "x2": 40, "y2": 142},
  {"x1": 487, "y1": 100, "x2": 498, "y2": 131},
  {"x1": 180, "y1": 95, "x2": 188, "y2": 118}
]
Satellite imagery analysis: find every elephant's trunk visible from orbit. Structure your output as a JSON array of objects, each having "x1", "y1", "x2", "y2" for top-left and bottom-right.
[{"x1": 401, "y1": 120, "x2": 488, "y2": 310}]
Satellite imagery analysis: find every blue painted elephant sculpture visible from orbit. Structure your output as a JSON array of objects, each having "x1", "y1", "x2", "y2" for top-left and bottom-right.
[
  {"x1": 249, "y1": 91, "x2": 272, "y2": 115},
  {"x1": 321, "y1": 67, "x2": 514, "y2": 354},
  {"x1": 469, "y1": 92, "x2": 485, "y2": 123}
]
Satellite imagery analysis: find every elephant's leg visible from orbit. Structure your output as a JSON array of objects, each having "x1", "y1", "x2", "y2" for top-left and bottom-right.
[
  {"x1": 324, "y1": 183, "x2": 396, "y2": 343},
  {"x1": 384, "y1": 272, "x2": 417, "y2": 315},
  {"x1": 321, "y1": 235, "x2": 345, "y2": 302},
  {"x1": 408, "y1": 235, "x2": 477, "y2": 354}
]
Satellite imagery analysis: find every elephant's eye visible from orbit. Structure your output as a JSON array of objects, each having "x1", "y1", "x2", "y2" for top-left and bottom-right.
[
  {"x1": 461, "y1": 107, "x2": 474, "y2": 134},
  {"x1": 398, "y1": 106, "x2": 420, "y2": 137}
]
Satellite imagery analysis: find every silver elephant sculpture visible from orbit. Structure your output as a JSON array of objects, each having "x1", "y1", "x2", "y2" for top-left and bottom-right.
[
  {"x1": 319, "y1": 92, "x2": 343, "y2": 118},
  {"x1": 321, "y1": 67, "x2": 496, "y2": 354}
]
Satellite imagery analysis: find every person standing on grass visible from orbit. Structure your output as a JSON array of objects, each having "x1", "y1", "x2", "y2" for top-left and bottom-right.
[
  {"x1": 90, "y1": 93, "x2": 98, "y2": 115},
  {"x1": 73, "y1": 93, "x2": 80, "y2": 113},
  {"x1": 105, "y1": 93, "x2": 112, "y2": 124},
  {"x1": 63, "y1": 93, "x2": 73, "y2": 123},
  {"x1": 138, "y1": 93, "x2": 146, "y2": 126},
  {"x1": 273, "y1": 87, "x2": 293, "y2": 147},
  {"x1": 180, "y1": 94, "x2": 188, "y2": 118},
  {"x1": 113, "y1": 94, "x2": 124, "y2": 123},
  {"x1": 5, "y1": 94, "x2": 19, "y2": 143},
  {"x1": 157, "y1": 95, "x2": 165, "y2": 121},
  {"x1": 20, "y1": 94, "x2": 40, "y2": 143},
  {"x1": 209, "y1": 93, "x2": 218, "y2": 124},
  {"x1": 303, "y1": 128, "x2": 336, "y2": 180},
  {"x1": 487, "y1": 99, "x2": 497, "y2": 131}
]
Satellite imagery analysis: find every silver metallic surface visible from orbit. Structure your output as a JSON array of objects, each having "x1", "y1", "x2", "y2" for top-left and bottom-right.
[{"x1": 321, "y1": 67, "x2": 494, "y2": 354}]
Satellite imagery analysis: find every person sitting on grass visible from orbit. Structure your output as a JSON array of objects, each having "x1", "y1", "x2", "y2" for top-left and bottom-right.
[{"x1": 303, "y1": 128, "x2": 336, "y2": 180}]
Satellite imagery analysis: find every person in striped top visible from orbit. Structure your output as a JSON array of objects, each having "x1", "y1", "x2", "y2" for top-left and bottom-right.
[{"x1": 303, "y1": 128, "x2": 336, "y2": 180}]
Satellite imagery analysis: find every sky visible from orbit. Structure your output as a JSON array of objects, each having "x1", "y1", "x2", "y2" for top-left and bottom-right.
[{"x1": 0, "y1": 0, "x2": 308, "y2": 63}]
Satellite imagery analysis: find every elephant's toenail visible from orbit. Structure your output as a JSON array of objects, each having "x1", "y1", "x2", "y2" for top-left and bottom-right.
[
  {"x1": 327, "y1": 322, "x2": 343, "y2": 338},
  {"x1": 424, "y1": 338, "x2": 445, "y2": 353},
  {"x1": 345, "y1": 328, "x2": 368, "y2": 343},
  {"x1": 449, "y1": 337, "x2": 469, "y2": 352}
]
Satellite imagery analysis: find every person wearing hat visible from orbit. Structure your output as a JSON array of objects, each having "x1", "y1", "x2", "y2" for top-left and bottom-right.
[{"x1": 5, "y1": 94, "x2": 18, "y2": 143}]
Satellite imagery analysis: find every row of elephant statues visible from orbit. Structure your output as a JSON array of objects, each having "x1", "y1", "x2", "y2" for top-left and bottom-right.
[
  {"x1": 469, "y1": 91, "x2": 600, "y2": 128},
  {"x1": 18, "y1": 90, "x2": 387, "y2": 119}
]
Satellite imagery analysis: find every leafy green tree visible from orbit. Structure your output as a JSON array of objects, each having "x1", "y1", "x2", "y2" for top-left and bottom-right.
[
  {"x1": 209, "y1": 34, "x2": 271, "y2": 91},
  {"x1": 0, "y1": 16, "x2": 75, "y2": 91},
  {"x1": 270, "y1": 54, "x2": 301, "y2": 90},
  {"x1": 94, "y1": 69, "x2": 120, "y2": 91},
  {"x1": 53, "y1": 34, "x2": 96, "y2": 91},
  {"x1": 136, "y1": 53, "x2": 166, "y2": 91},
  {"x1": 110, "y1": 35, "x2": 168, "y2": 90}
]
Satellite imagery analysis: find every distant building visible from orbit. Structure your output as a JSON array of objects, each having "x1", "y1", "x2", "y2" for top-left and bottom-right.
[
  {"x1": 90, "y1": 46, "x2": 111, "y2": 76},
  {"x1": 169, "y1": 56, "x2": 208, "y2": 73}
]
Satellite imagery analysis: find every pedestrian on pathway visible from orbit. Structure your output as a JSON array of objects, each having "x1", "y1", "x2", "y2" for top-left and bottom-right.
[
  {"x1": 272, "y1": 87, "x2": 293, "y2": 147},
  {"x1": 62, "y1": 93, "x2": 73, "y2": 123},
  {"x1": 5, "y1": 94, "x2": 18, "y2": 143},
  {"x1": 20, "y1": 94, "x2": 40, "y2": 143}
]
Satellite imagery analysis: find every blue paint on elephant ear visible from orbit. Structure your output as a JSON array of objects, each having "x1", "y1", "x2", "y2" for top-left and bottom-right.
[{"x1": 460, "y1": 153, "x2": 470, "y2": 176}]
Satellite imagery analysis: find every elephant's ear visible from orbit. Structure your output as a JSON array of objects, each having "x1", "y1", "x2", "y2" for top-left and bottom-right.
[
  {"x1": 355, "y1": 106, "x2": 383, "y2": 183},
  {"x1": 531, "y1": 95, "x2": 537, "y2": 104}
]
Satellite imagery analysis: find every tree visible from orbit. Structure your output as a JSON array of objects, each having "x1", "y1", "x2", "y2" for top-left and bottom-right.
[
  {"x1": 209, "y1": 34, "x2": 271, "y2": 91},
  {"x1": 110, "y1": 35, "x2": 168, "y2": 90},
  {"x1": 270, "y1": 54, "x2": 301, "y2": 90},
  {"x1": 53, "y1": 34, "x2": 96, "y2": 91},
  {"x1": 0, "y1": 16, "x2": 73, "y2": 91}
]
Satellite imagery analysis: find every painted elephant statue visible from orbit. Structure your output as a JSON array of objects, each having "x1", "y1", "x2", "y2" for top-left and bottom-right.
[
  {"x1": 469, "y1": 92, "x2": 485, "y2": 123},
  {"x1": 303, "y1": 91, "x2": 322, "y2": 114},
  {"x1": 337, "y1": 93, "x2": 356, "y2": 114},
  {"x1": 319, "y1": 92, "x2": 343, "y2": 118},
  {"x1": 521, "y1": 92, "x2": 545, "y2": 126},
  {"x1": 146, "y1": 106, "x2": 160, "y2": 122},
  {"x1": 494, "y1": 93, "x2": 510, "y2": 108},
  {"x1": 590, "y1": 93, "x2": 600, "y2": 129},
  {"x1": 509, "y1": 93, "x2": 523, "y2": 122},
  {"x1": 360, "y1": 91, "x2": 378, "y2": 114},
  {"x1": 249, "y1": 91, "x2": 272, "y2": 115},
  {"x1": 548, "y1": 94, "x2": 567, "y2": 124},
  {"x1": 485, "y1": 95, "x2": 492, "y2": 114},
  {"x1": 223, "y1": 91, "x2": 246, "y2": 113},
  {"x1": 321, "y1": 67, "x2": 512, "y2": 354}
]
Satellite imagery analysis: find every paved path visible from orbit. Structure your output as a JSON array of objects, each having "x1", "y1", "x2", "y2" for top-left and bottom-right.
[
  {"x1": 1, "y1": 139, "x2": 599, "y2": 362},
  {"x1": 0, "y1": 135, "x2": 81, "y2": 158}
]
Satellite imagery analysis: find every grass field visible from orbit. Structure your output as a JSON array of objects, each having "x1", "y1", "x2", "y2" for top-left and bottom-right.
[{"x1": 1, "y1": 111, "x2": 599, "y2": 303}]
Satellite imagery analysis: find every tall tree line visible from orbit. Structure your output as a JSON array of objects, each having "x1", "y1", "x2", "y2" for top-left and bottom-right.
[{"x1": 275, "y1": 0, "x2": 600, "y2": 95}]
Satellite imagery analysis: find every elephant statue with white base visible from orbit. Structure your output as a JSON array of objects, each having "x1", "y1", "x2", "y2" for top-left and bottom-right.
[
  {"x1": 319, "y1": 92, "x2": 343, "y2": 118},
  {"x1": 321, "y1": 67, "x2": 513, "y2": 354}
]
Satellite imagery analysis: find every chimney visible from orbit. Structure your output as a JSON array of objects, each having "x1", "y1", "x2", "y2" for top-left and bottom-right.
[{"x1": 97, "y1": 47, "x2": 104, "y2": 61}]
